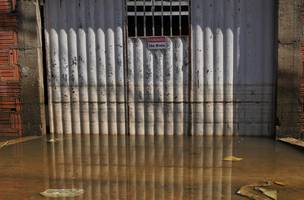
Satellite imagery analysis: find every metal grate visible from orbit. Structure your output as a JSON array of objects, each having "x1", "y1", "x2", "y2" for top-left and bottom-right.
[{"x1": 127, "y1": 0, "x2": 190, "y2": 37}]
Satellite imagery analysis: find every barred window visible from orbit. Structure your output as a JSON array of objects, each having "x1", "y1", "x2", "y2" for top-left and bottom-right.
[{"x1": 127, "y1": 0, "x2": 190, "y2": 37}]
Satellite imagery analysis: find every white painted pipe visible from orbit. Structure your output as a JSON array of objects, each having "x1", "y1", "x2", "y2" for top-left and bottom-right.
[
  {"x1": 68, "y1": 0, "x2": 81, "y2": 135},
  {"x1": 115, "y1": 0, "x2": 126, "y2": 135},
  {"x1": 144, "y1": 48, "x2": 154, "y2": 136},
  {"x1": 50, "y1": 0, "x2": 63, "y2": 135},
  {"x1": 77, "y1": 0, "x2": 90, "y2": 134},
  {"x1": 154, "y1": 51, "x2": 164, "y2": 135},
  {"x1": 127, "y1": 40, "x2": 135, "y2": 135},
  {"x1": 204, "y1": 0, "x2": 214, "y2": 136},
  {"x1": 134, "y1": 39, "x2": 144, "y2": 135},
  {"x1": 96, "y1": 0, "x2": 108, "y2": 135},
  {"x1": 86, "y1": 0, "x2": 99, "y2": 134},
  {"x1": 214, "y1": 0, "x2": 224, "y2": 136},
  {"x1": 59, "y1": 0, "x2": 72, "y2": 135},
  {"x1": 173, "y1": 38, "x2": 184, "y2": 135},
  {"x1": 164, "y1": 40, "x2": 174, "y2": 135},
  {"x1": 105, "y1": 0, "x2": 117, "y2": 135},
  {"x1": 224, "y1": 0, "x2": 234, "y2": 136}
]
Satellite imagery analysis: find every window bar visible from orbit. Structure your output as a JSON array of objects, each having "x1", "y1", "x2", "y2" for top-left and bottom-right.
[
  {"x1": 152, "y1": 0, "x2": 155, "y2": 36},
  {"x1": 135, "y1": 0, "x2": 137, "y2": 37},
  {"x1": 170, "y1": 0, "x2": 172, "y2": 36},
  {"x1": 144, "y1": 0, "x2": 146, "y2": 36},
  {"x1": 161, "y1": 0, "x2": 164, "y2": 36},
  {"x1": 179, "y1": 0, "x2": 182, "y2": 36}
]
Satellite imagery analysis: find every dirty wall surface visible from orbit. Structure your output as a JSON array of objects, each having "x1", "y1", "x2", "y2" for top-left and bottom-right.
[{"x1": 45, "y1": 0, "x2": 275, "y2": 136}]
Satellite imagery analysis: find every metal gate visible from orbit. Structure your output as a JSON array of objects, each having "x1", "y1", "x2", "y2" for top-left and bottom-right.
[
  {"x1": 126, "y1": 0, "x2": 190, "y2": 135},
  {"x1": 44, "y1": 0, "x2": 275, "y2": 136}
]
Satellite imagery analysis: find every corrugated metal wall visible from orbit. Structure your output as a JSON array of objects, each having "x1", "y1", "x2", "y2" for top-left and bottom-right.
[
  {"x1": 44, "y1": 0, "x2": 275, "y2": 136},
  {"x1": 0, "y1": 0, "x2": 21, "y2": 136}
]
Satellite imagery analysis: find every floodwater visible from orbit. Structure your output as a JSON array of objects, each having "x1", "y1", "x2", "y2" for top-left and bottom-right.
[{"x1": 0, "y1": 136, "x2": 304, "y2": 200}]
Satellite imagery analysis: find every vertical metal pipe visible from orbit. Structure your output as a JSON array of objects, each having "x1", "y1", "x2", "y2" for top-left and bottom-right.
[
  {"x1": 68, "y1": 0, "x2": 81, "y2": 134},
  {"x1": 234, "y1": 0, "x2": 242, "y2": 136},
  {"x1": 105, "y1": 0, "x2": 117, "y2": 135},
  {"x1": 161, "y1": 0, "x2": 164, "y2": 36},
  {"x1": 204, "y1": 0, "x2": 214, "y2": 136},
  {"x1": 174, "y1": 38, "x2": 184, "y2": 135},
  {"x1": 115, "y1": 0, "x2": 126, "y2": 135},
  {"x1": 144, "y1": 47, "x2": 154, "y2": 135},
  {"x1": 214, "y1": 0, "x2": 224, "y2": 136},
  {"x1": 224, "y1": 0, "x2": 234, "y2": 136},
  {"x1": 192, "y1": 0, "x2": 204, "y2": 135},
  {"x1": 59, "y1": 0, "x2": 72, "y2": 135},
  {"x1": 96, "y1": 0, "x2": 109, "y2": 135},
  {"x1": 77, "y1": 0, "x2": 90, "y2": 134},
  {"x1": 44, "y1": 22, "x2": 55, "y2": 137},
  {"x1": 87, "y1": 0, "x2": 99, "y2": 134},
  {"x1": 154, "y1": 51, "x2": 164, "y2": 135},
  {"x1": 134, "y1": 39, "x2": 145, "y2": 135},
  {"x1": 50, "y1": 0, "x2": 63, "y2": 135},
  {"x1": 164, "y1": 39, "x2": 174, "y2": 135},
  {"x1": 128, "y1": 39, "x2": 136, "y2": 135},
  {"x1": 85, "y1": 0, "x2": 99, "y2": 134},
  {"x1": 152, "y1": 0, "x2": 155, "y2": 36}
]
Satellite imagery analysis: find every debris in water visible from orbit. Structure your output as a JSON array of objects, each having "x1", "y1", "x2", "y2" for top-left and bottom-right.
[
  {"x1": 47, "y1": 138, "x2": 61, "y2": 143},
  {"x1": 273, "y1": 181, "x2": 286, "y2": 186},
  {"x1": 0, "y1": 141, "x2": 9, "y2": 149},
  {"x1": 236, "y1": 181, "x2": 275, "y2": 200},
  {"x1": 40, "y1": 189, "x2": 84, "y2": 198},
  {"x1": 223, "y1": 156, "x2": 243, "y2": 161},
  {"x1": 278, "y1": 137, "x2": 304, "y2": 148},
  {"x1": 255, "y1": 187, "x2": 277, "y2": 200}
]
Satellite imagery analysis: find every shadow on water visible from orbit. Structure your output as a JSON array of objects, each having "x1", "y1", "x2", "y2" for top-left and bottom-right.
[{"x1": 0, "y1": 136, "x2": 304, "y2": 199}]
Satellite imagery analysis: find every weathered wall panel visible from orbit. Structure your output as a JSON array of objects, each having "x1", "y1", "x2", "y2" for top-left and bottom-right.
[
  {"x1": 45, "y1": 0, "x2": 275, "y2": 136},
  {"x1": 191, "y1": 0, "x2": 275, "y2": 136},
  {"x1": 45, "y1": 0, "x2": 126, "y2": 135}
]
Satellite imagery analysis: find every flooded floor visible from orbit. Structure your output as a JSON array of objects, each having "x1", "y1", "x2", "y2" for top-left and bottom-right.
[{"x1": 0, "y1": 136, "x2": 304, "y2": 200}]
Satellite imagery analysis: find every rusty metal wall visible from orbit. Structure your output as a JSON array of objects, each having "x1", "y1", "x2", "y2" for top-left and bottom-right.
[
  {"x1": 44, "y1": 0, "x2": 275, "y2": 136},
  {"x1": 0, "y1": 0, "x2": 21, "y2": 136}
]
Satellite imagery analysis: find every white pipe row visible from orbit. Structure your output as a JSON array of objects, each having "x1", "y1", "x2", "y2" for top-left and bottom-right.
[{"x1": 45, "y1": 0, "x2": 275, "y2": 136}]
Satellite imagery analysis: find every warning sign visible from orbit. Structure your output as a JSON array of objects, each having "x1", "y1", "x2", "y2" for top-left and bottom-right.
[{"x1": 147, "y1": 37, "x2": 169, "y2": 50}]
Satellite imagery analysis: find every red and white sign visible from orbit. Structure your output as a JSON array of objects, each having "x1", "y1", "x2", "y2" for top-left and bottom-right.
[{"x1": 147, "y1": 37, "x2": 169, "y2": 50}]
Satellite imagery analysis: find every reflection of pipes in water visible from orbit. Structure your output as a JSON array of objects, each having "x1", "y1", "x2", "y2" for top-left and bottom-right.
[{"x1": 45, "y1": 136, "x2": 233, "y2": 200}]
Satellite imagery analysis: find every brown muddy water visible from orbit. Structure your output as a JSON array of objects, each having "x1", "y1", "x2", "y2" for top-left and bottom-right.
[{"x1": 0, "y1": 136, "x2": 304, "y2": 200}]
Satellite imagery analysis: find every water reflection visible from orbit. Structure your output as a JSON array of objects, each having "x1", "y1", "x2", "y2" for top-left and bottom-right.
[{"x1": 45, "y1": 136, "x2": 233, "y2": 200}]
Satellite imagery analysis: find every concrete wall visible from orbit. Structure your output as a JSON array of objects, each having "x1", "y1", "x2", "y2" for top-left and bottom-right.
[
  {"x1": 277, "y1": 0, "x2": 303, "y2": 137},
  {"x1": 17, "y1": 0, "x2": 45, "y2": 136}
]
